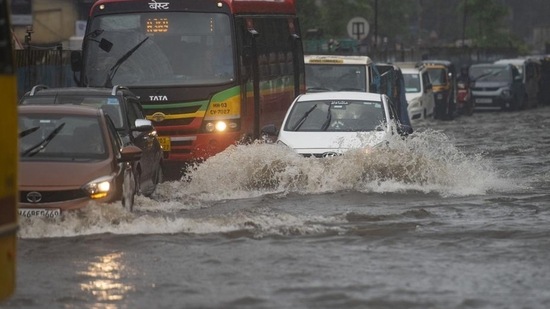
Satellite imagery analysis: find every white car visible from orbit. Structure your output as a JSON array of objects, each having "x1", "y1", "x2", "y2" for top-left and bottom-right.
[
  {"x1": 399, "y1": 65, "x2": 435, "y2": 120},
  {"x1": 266, "y1": 91, "x2": 410, "y2": 157}
]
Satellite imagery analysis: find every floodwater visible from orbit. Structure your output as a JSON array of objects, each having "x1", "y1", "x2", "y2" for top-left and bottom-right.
[{"x1": 5, "y1": 106, "x2": 550, "y2": 309}]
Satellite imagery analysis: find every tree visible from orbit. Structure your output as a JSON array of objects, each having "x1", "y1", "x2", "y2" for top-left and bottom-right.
[{"x1": 461, "y1": 0, "x2": 510, "y2": 47}]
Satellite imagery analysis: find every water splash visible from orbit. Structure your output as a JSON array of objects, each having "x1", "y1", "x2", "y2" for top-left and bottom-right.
[
  {"x1": 18, "y1": 129, "x2": 518, "y2": 239},
  {"x1": 157, "y1": 129, "x2": 515, "y2": 200}
]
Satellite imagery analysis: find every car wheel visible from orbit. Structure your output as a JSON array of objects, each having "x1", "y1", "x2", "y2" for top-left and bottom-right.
[
  {"x1": 155, "y1": 163, "x2": 164, "y2": 185},
  {"x1": 121, "y1": 166, "x2": 136, "y2": 212}
]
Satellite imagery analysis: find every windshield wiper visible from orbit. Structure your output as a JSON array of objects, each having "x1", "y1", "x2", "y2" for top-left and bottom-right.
[
  {"x1": 21, "y1": 123, "x2": 66, "y2": 157},
  {"x1": 292, "y1": 104, "x2": 317, "y2": 131},
  {"x1": 321, "y1": 103, "x2": 333, "y2": 131},
  {"x1": 104, "y1": 36, "x2": 149, "y2": 87},
  {"x1": 18, "y1": 126, "x2": 39, "y2": 138}
]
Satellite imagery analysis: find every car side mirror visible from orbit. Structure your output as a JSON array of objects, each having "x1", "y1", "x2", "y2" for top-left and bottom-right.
[
  {"x1": 133, "y1": 119, "x2": 154, "y2": 132},
  {"x1": 119, "y1": 145, "x2": 142, "y2": 162}
]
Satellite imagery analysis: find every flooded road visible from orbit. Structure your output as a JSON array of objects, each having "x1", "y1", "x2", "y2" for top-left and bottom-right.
[{"x1": 5, "y1": 106, "x2": 550, "y2": 309}]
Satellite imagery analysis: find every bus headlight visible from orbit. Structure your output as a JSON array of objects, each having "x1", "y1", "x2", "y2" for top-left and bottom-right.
[
  {"x1": 82, "y1": 176, "x2": 114, "y2": 199},
  {"x1": 204, "y1": 120, "x2": 239, "y2": 132}
]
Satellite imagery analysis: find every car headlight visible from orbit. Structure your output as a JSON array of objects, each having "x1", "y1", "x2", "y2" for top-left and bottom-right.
[{"x1": 82, "y1": 175, "x2": 115, "y2": 199}]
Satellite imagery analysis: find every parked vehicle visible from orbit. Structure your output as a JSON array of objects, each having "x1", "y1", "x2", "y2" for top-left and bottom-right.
[
  {"x1": 421, "y1": 60, "x2": 457, "y2": 120},
  {"x1": 20, "y1": 85, "x2": 163, "y2": 196},
  {"x1": 18, "y1": 105, "x2": 142, "y2": 214},
  {"x1": 262, "y1": 91, "x2": 411, "y2": 157},
  {"x1": 376, "y1": 63, "x2": 413, "y2": 130},
  {"x1": 396, "y1": 63, "x2": 435, "y2": 121},
  {"x1": 304, "y1": 55, "x2": 379, "y2": 92},
  {"x1": 469, "y1": 63, "x2": 524, "y2": 111},
  {"x1": 494, "y1": 58, "x2": 541, "y2": 109},
  {"x1": 456, "y1": 65, "x2": 474, "y2": 115}
]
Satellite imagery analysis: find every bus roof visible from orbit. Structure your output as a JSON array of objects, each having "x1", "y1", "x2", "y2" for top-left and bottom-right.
[
  {"x1": 304, "y1": 55, "x2": 373, "y2": 65},
  {"x1": 91, "y1": 0, "x2": 296, "y2": 15}
]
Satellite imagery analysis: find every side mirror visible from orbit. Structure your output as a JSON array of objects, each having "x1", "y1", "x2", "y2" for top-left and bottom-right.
[
  {"x1": 133, "y1": 119, "x2": 154, "y2": 132},
  {"x1": 119, "y1": 145, "x2": 142, "y2": 162},
  {"x1": 261, "y1": 124, "x2": 278, "y2": 137}
]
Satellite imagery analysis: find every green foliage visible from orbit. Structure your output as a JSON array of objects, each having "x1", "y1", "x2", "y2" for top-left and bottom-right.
[{"x1": 460, "y1": 0, "x2": 511, "y2": 47}]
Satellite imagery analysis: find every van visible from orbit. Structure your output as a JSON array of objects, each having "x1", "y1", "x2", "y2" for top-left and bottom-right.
[
  {"x1": 396, "y1": 62, "x2": 435, "y2": 120},
  {"x1": 494, "y1": 58, "x2": 541, "y2": 109},
  {"x1": 304, "y1": 55, "x2": 378, "y2": 93},
  {"x1": 469, "y1": 63, "x2": 524, "y2": 111}
]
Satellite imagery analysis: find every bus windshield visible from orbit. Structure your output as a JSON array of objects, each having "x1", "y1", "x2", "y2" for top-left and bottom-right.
[
  {"x1": 305, "y1": 64, "x2": 367, "y2": 92},
  {"x1": 83, "y1": 12, "x2": 235, "y2": 87}
]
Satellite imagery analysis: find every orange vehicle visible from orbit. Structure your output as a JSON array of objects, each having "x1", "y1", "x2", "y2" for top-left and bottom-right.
[
  {"x1": 0, "y1": 0, "x2": 18, "y2": 300},
  {"x1": 71, "y1": 0, "x2": 305, "y2": 179}
]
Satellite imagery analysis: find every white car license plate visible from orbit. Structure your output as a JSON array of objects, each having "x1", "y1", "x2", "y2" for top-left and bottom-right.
[
  {"x1": 19, "y1": 208, "x2": 61, "y2": 218},
  {"x1": 476, "y1": 98, "x2": 493, "y2": 104}
]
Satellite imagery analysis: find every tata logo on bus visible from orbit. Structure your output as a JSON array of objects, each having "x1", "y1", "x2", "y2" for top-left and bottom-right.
[
  {"x1": 149, "y1": 95, "x2": 168, "y2": 101},
  {"x1": 151, "y1": 112, "x2": 166, "y2": 122},
  {"x1": 148, "y1": 0, "x2": 170, "y2": 10}
]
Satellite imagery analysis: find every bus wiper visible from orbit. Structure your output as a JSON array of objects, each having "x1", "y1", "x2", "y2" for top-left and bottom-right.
[
  {"x1": 292, "y1": 104, "x2": 317, "y2": 131},
  {"x1": 104, "y1": 36, "x2": 149, "y2": 87},
  {"x1": 21, "y1": 123, "x2": 66, "y2": 157},
  {"x1": 321, "y1": 104, "x2": 333, "y2": 131},
  {"x1": 18, "y1": 126, "x2": 39, "y2": 138}
]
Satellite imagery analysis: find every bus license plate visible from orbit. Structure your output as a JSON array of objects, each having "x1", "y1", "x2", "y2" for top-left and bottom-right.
[
  {"x1": 157, "y1": 136, "x2": 171, "y2": 152},
  {"x1": 19, "y1": 208, "x2": 61, "y2": 218}
]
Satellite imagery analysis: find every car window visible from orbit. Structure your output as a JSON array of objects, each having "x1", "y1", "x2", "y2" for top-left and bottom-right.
[
  {"x1": 19, "y1": 114, "x2": 108, "y2": 161},
  {"x1": 403, "y1": 73, "x2": 421, "y2": 93},
  {"x1": 104, "y1": 114, "x2": 124, "y2": 154},
  {"x1": 126, "y1": 98, "x2": 143, "y2": 129}
]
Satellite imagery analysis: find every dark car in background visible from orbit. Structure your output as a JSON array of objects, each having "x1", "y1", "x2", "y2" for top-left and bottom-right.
[
  {"x1": 20, "y1": 85, "x2": 164, "y2": 196},
  {"x1": 469, "y1": 63, "x2": 524, "y2": 111},
  {"x1": 18, "y1": 105, "x2": 142, "y2": 215}
]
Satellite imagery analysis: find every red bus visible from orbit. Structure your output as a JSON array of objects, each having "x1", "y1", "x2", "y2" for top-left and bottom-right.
[{"x1": 72, "y1": 0, "x2": 305, "y2": 178}]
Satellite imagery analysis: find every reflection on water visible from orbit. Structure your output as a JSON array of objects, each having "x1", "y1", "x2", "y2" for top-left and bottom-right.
[{"x1": 79, "y1": 252, "x2": 134, "y2": 303}]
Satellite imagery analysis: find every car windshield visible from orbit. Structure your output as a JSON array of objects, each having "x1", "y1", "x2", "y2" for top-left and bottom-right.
[
  {"x1": 19, "y1": 114, "x2": 108, "y2": 161},
  {"x1": 469, "y1": 65, "x2": 512, "y2": 82},
  {"x1": 21, "y1": 95, "x2": 124, "y2": 129},
  {"x1": 306, "y1": 64, "x2": 367, "y2": 92},
  {"x1": 403, "y1": 73, "x2": 421, "y2": 93},
  {"x1": 284, "y1": 99, "x2": 386, "y2": 132},
  {"x1": 83, "y1": 12, "x2": 235, "y2": 87}
]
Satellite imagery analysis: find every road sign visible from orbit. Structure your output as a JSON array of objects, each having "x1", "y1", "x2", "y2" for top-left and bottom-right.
[{"x1": 347, "y1": 17, "x2": 369, "y2": 41}]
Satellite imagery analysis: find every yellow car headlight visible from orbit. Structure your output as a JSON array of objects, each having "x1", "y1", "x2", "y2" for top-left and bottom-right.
[{"x1": 82, "y1": 176, "x2": 114, "y2": 199}]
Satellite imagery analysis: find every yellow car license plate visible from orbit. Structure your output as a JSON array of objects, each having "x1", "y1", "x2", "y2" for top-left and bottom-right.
[{"x1": 157, "y1": 136, "x2": 171, "y2": 152}]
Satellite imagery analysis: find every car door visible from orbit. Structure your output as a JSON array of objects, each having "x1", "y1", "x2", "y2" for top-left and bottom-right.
[
  {"x1": 421, "y1": 70, "x2": 435, "y2": 117},
  {"x1": 125, "y1": 96, "x2": 157, "y2": 187}
]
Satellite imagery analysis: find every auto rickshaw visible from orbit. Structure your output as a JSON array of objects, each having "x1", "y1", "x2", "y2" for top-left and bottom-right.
[{"x1": 420, "y1": 60, "x2": 457, "y2": 120}]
